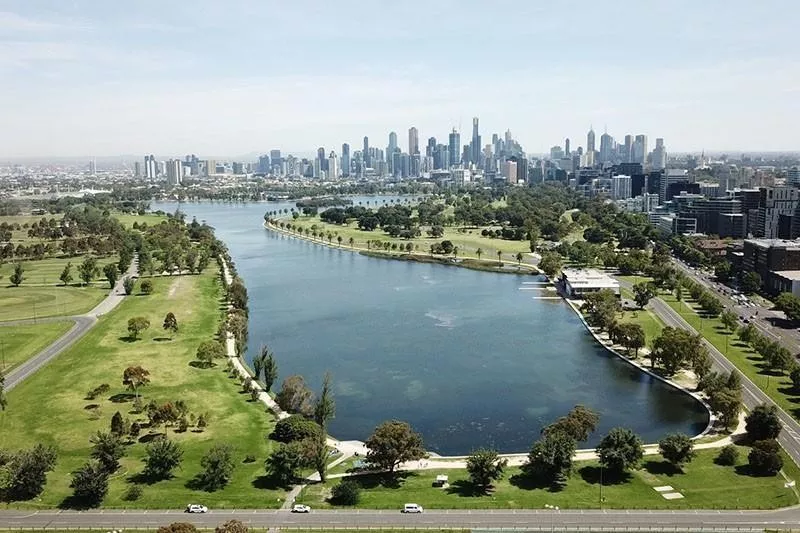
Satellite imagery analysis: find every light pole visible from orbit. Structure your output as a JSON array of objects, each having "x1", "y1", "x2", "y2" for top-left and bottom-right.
[{"x1": 599, "y1": 461, "x2": 604, "y2": 508}]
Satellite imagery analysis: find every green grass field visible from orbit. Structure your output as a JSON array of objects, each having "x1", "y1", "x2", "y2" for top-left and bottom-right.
[
  {"x1": 0, "y1": 214, "x2": 64, "y2": 242},
  {"x1": 299, "y1": 447, "x2": 800, "y2": 510},
  {"x1": 0, "y1": 256, "x2": 119, "y2": 286},
  {"x1": 0, "y1": 270, "x2": 284, "y2": 509},
  {"x1": 0, "y1": 321, "x2": 74, "y2": 373},
  {"x1": 0, "y1": 285, "x2": 108, "y2": 321},
  {"x1": 114, "y1": 213, "x2": 167, "y2": 228},
  {"x1": 618, "y1": 307, "x2": 665, "y2": 347}
]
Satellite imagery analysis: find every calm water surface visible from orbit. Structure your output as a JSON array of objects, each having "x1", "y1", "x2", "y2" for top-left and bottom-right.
[{"x1": 154, "y1": 200, "x2": 708, "y2": 455}]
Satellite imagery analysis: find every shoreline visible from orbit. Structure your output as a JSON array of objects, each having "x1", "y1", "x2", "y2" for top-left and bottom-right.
[{"x1": 258, "y1": 219, "x2": 724, "y2": 459}]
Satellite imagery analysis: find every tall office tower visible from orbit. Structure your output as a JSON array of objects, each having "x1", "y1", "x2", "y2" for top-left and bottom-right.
[
  {"x1": 789, "y1": 166, "x2": 800, "y2": 186},
  {"x1": 599, "y1": 132, "x2": 615, "y2": 164},
  {"x1": 205, "y1": 159, "x2": 216, "y2": 177},
  {"x1": 426, "y1": 137, "x2": 436, "y2": 157},
  {"x1": 470, "y1": 117, "x2": 481, "y2": 165},
  {"x1": 145, "y1": 155, "x2": 157, "y2": 179},
  {"x1": 611, "y1": 175, "x2": 632, "y2": 199},
  {"x1": 88, "y1": 159, "x2": 96, "y2": 175},
  {"x1": 504, "y1": 130, "x2": 512, "y2": 144},
  {"x1": 327, "y1": 152, "x2": 339, "y2": 179},
  {"x1": 257, "y1": 155, "x2": 270, "y2": 173},
  {"x1": 341, "y1": 143, "x2": 351, "y2": 177},
  {"x1": 433, "y1": 144, "x2": 449, "y2": 170},
  {"x1": 363, "y1": 136, "x2": 370, "y2": 167},
  {"x1": 462, "y1": 145, "x2": 470, "y2": 166},
  {"x1": 166, "y1": 159, "x2": 182, "y2": 186},
  {"x1": 503, "y1": 160, "x2": 518, "y2": 184},
  {"x1": 387, "y1": 131, "x2": 397, "y2": 155},
  {"x1": 624, "y1": 135, "x2": 634, "y2": 163},
  {"x1": 633, "y1": 134, "x2": 648, "y2": 165},
  {"x1": 565, "y1": 138, "x2": 570, "y2": 156},
  {"x1": 586, "y1": 127, "x2": 596, "y2": 154},
  {"x1": 408, "y1": 127, "x2": 419, "y2": 155},
  {"x1": 550, "y1": 146, "x2": 564, "y2": 160},
  {"x1": 313, "y1": 157, "x2": 321, "y2": 178},
  {"x1": 652, "y1": 138, "x2": 667, "y2": 170},
  {"x1": 134, "y1": 161, "x2": 141, "y2": 177},
  {"x1": 448, "y1": 128, "x2": 461, "y2": 167}
]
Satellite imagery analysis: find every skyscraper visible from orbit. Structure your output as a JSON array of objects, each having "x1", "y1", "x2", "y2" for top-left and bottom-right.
[
  {"x1": 166, "y1": 159, "x2": 182, "y2": 186},
  {"x1": 134, "y1": 161, "x2": 141, "y2": 177},
  {"x1": 470, "y1": 117, "x2": 481, "y2": 165},
  {"x1": 599, "y1": 132, "x2": 615, "y2": 164},
  {"x1": 363, "y1": 136, "x2": 370, "y2": 167},
  {"x1": 565, "y1": 138, "x2": 570, "y2": 156},
  {"x1": 408, "y1": 127, "x2": 419, "y2": 155},
  {"x1": 448, "y1": 128, "x2": 461, "y2": 168},
  {"x1": 652, "y1": 138, "x2": 667, "y2": 170},
  {"x1": 327, "y1": 151, "x2": 339, "y2": 179},
  {"x1": 317, "y1": 147, "x2": 327, "y2": 172},
  {"x1": 145, "y1": 155, "x2": 157, "y2": 179},
  {"x1": 426, "y1": 137, "x2": 436, "y2": 157},
  {"x1": 623, "y1": 135, "x2": 633, "y2": 163},
  {"x1": 586, "y1": 127, "x2": 596, "y2": 154},
  {"x1": 341, "y1": 143, "x2": 351, "y2": 177},
  {"x1": 633, "y1": 135, "x2": 648, "y2": 165}
]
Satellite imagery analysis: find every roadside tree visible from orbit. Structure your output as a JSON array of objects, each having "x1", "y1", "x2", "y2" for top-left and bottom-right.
[
  {"x1": 466, "y1": 449, "x2": 508, "y2": 492},
  {"x1": 748, "y1": 439, "x2": 783, "y2": 476},
  {"x1": 275, "y1": 375, "x2": 314, "y2": 416},
  {"x1": 197, "y1": 443, "x2": 235, "y2": 491},
  {"x1": 745, "y1": 404, "x2": 782, "y2": 441},
  {"x1": 78, "y1": 256, "x2": 99, "y2": 286},
  {"x1": 632, "y1": 282, "x2": 656, "y2": 309},
  {"x1": 365, "y1": 420, "x2": 425, "y2": 473},
  {"x1": 70, "y1": 461, "x2": 108, "y2": 507},
  {"x1": 103, "y1": 263, "x2": 118, "y2": 289},
  {"x1": 658, "y1": 433, "x2": 695, "y2": 471},
  {"x1": 596, "y1": 427, "x2": 644, "y2": 475}
]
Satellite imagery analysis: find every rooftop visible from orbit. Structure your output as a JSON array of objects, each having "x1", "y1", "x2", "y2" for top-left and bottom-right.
[
  {"x1": 773, "y1": 270, "x2": 800, "y2": 281},
  {"x1": 745, "y1": 239, "x2": 800, "y2": 250},
  {"x1": 561, "y1": 268, "x2": 620, "y2": 288}
]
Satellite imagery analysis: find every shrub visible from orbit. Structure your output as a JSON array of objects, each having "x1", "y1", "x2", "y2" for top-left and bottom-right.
[
  {"x1": 140, "y1": 279, "x2": 153, "y2": 295},
  {"x1": 123, "y1": 484, "x2": 143, "y2": 501},
  {"x1": 86, "y1": 383, "x2": 110, "y2": 400},
  {"x1": 716, "y1": 444, "x2": 739, "y2": 466},
  {"x1": 271, "y1": 415, "x2": 322, "y2": 443},
  {"x1": 331, "y1": 479, "x2": 361, "y2": 505},
  {"x1": 748, "y1": 439, "x2": 783, "y2": 476}
]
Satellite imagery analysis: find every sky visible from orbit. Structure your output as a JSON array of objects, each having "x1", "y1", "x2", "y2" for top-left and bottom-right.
[{"x1": 0, "y1": 0, "x2": 798, "y2": 158}]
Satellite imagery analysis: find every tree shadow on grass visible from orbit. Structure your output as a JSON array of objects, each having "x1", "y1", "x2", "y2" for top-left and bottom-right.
[
  {"x1": 84, "y1": 403, "x2": 100, "y2": 410},
  {"x1": 188, "y1": 361, "x2": 215, "y2": 369},
  {"x1": 59, "y1": 494, "x2": 100, "y2": 510},
  {"x1": 643, "y1": 460, "x2": 682, "y2": 477},
  {"x1": 445, "y1": 479, "x2": 493, "y2": 498},
  {"x1": 117, "y1": 336, "x2": 139, "y2": 343},
  {"x1": 777, "y1": 386, "x2": 800, "y2": 402},
  {"x1": 509, "y1": 472, "x2": 551, "y2": 491},
  {"x1": 346, "y1": 472, "x2": 413, "y2": 490},
  {"x1": 128, "y1": 470, "x2": 171, "y2": 486},
  {"x1": 252, "y1": 474, "x2": 288, "y2": 491},
  {"x1": 109, "y1": 393, "x2": 135, "y2": 403},
  {"x1": 578, "y1": 465, "x2": 631, "y2": 486},
  {"x1": 138, "y1": 432, "x2": 165, "y2": 444},
  {"x1": 153, "y1": 337, "x2": 172, "y2": 342}
]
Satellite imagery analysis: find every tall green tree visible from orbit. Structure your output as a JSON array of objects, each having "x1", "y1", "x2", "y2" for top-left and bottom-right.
[
  {"x1": 198, "y1": 443, "x2": 236, "y2": 491},
  {"x1": 542, "y1": 405, "x2": 599, "y2": 442},
  {"x1": 632, "y1": 282, "x2": 656, "y2": 309},
  {"x1": 90, "y1": 431, "x2": 125, "y2": 473},
  {"x1": 365, "y1": 420, "x2": 425, "y2": 473},
  {"x1": 658, "y1": 433, "x2": 695, "y2": 471},
  {"x1": 78, "y1": 256, "x2": 99, "y2": 286},
  {"x1": 59, "y1": 262, "x2": 73, "y2": 286},
  {"x1": 163, "y1": 312, "x2": 178, "y2": 337},
  {"x1": 143, "y1": 438, "x2": 183, "y2": 480},
  {"x1": 720, "y1": 309, "x2": 739, "y2": 333},
  {"x1": 103, "y1": 263, "x2": 118, "y2": 289},
  {"x1": 70, "y1": 461, "x2": 108, "y2": 507},
  {"x1": 745, "y1": 404, "x2": 782, "y2": 441},
  {"x1": 466, "y1": 449, "x2": 508, "y2": 492},
  {"x1": 523, "y1": 430, "x2": 576, "y2": 489},
  {"x1": 122, "y1": 366, "x2": 150, "y2": 401},
  {"x1": 596, "y1": 427, "x2": 644, "y2": 475},
  {"x1": 127, "y1": 316, "x2": 150, "y2": 340},
  {"x1": 9, "y1": 263, "x2": 24, "y2": 286},
  {"x1": 0, "y1": 371, "x2": 7, "y2": 411}
]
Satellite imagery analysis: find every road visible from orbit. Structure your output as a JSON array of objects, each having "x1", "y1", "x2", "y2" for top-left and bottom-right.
[
  {"x1": 1, "y1": 507, "x2": 800, "y2": 530},
  {"x1": 618, "y1": 278, "x2": 800, "y2": 468},
  {"x1": 2, "y1": 258, "x2": 138, "y2": 391}
]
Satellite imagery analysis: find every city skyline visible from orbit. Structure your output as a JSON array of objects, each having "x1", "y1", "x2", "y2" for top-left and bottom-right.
[{"x1": 0, "y1": 1, "x2": 798, "y2": 157}]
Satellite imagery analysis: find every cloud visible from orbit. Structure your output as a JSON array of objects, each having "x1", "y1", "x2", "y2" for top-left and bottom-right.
[{"x1": 0, "y1": 11, "x2": 59, "y2": 31}]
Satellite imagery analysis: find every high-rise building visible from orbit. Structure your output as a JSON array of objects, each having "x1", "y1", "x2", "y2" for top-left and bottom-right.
[
  {"x1": 408, "y1": 127, "x2": 419, "y2": 155},
  {"x1": 134, "y1": 161, "x2": 141, "y2": 177},
  {"x1": 565, "y1": 138, "x2": 570, "y2": 156},
  {"x1": 623, "y1": 135, "x2": 634, "y2": 163},
  {"x1": 633, "y1": 135, "x2": 648, "y2": 165},
  {"x1": 470, "y1": 117, "x2": 481, "y2": 166},
  {"x1": 341, "y1": 143, "x2": 350, "y2": 177},
  {"x1": 258, "y1": 155, "x2": 271, "y2": 174},
  {"x1": 652, "y1": 138, "x2": 667, "y2": 170},
  {"x1": 611, "y1": 174, "x2": 632, "y2": 199},
  {"x1": 448, "y1": 128, "x2": 461, "y2": 168},
  {"x1": 88, "y1": 159, "x2": 96, "y2": 175},
  {"x1": 587, "y1": 127, "x2": 596, "y2": 154},
  {"x1": 426, "y1": 137, "x2": 436, "y2": 157},
  {"x1": 166, "y1": 159, "x2": 182, "y2": 186},
  {"x1": 145, "y1": 155, "x2": 157, "y2": 179},
  {"x1": 205, "y1": 159, "x2": 216, "y2": 177},
  {"x1": 363, "y1": 136, "x2": 370, "y2": 167},
  {"x1": 599, "y1": 132, "x2": 615, "y2": 164},
  {"x1": 503, "y1": 160, "x2": 518, "y2": 184},
  {"x1": 550, "y1": 146, "x2": 564, "y2": 160},
  {"x1": 788, "y1": 166, "x2": 800, "y2": 186},
  {"x1": 327, "y1": 151, "x2": 339, "y2": 179}
]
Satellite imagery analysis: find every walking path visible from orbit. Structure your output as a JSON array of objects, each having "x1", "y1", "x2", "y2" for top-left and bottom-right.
[{"x1": 3, "y1": 258, "x2": 139, "y2": 391}]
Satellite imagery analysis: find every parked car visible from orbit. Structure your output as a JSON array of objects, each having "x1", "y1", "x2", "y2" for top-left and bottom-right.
[
  {"x1": 402, "y1": 503, "x2": 424, "y2": 513},
  {"x1": 186, "y1": 504, "x2": 208, "y2": 513},
  {"x1": 291, "y1": 504, "x2": 311, "y2": 513}
]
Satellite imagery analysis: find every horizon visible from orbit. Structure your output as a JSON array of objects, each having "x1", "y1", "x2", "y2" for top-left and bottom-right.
[{"x1": 0, "y1": 1, "x2": 798, "y2": 158}]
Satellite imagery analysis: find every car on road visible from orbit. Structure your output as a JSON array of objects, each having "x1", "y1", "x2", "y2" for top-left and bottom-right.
[
  {"x1": 291, "y1": 504, "x2": 311, "y2": 513},
  {"x1": 186, "y1": 504, "x2": 208, "y2": 513},
  {"x1": 402, "y1": 503, "x2": 424, "y2": 513}
]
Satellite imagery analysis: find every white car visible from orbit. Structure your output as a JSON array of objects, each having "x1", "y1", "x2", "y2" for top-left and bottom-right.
[
  {"x1": 291, "y1": 504, "x2": 311, "y2": 513},
  {"x1": 186, "y1": 504, "x2": 208, "y2": 513},
  {"x1": 402, "y1": 503, "x2": 424, "y2": 513}
]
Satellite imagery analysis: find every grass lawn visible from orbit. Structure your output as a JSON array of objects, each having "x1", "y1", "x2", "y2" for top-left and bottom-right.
[
  {"x1": 0, "y1": 214, "x2": 64, "y2": 242},
  {"x1": 299, "y1": 447, "x2": 800, "y2": 510},
  {"x1": 0, "y1": 255, "x2": 119, "y2": 286},
  {"x1": 114, "y1": 212, "x2": 167, "y2": 228},
  {"x1": 617, "y1": 275, "x2": 654, "y2": 286},
  {"x1": 659, "y1": 292, "x2": 800, "y2": 418},
  {"x1": 0, "y1": 321, "x2": 74, "y2": 373},
  {"x1": 618, "y1": 307, "x2": 665, "y2": 346},
  {"x1": 0, "y1": 270, "x2": 285, "y2": 510},
  {"x1": 0, "y1": 285, "x2": 108, "y2": 321}
]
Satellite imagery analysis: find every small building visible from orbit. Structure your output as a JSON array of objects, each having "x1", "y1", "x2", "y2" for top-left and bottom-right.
[
  {"x1": 434, "y1": 474, "x2": 449, "y2": 487},
  {"x1": 560, "y1": 268, "x2": 620, "y2": 298},
  {"x1": 772, "y1": 271, "x2": 800, "y2": 297}
]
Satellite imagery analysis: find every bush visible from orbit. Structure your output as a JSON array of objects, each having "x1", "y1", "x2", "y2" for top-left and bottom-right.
[
  {"x1": 123, "y1": 484, "x2": 143, "y2": 501},
  {"x1": 140, "y1": 279, "x2": 153, "y2": 295},
  {"x1": 716, "y1": 444, "x2": 739, "y2": 466},
  {"x1": 271, "y1": 415, "x2": 322, "y2": 443},
  {"x1": 331, "y1": 479, "x2": 361, "y2": 505},
  {"x1": 748, "y1": 439, "x2": 783, "y2": 476}
]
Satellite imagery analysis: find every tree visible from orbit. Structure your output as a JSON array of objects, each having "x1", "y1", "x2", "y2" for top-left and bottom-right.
[
  {"x1": 275, "y1": 375, "x2": 314, "y2": 416},
  {"x1": 596, "y1": 427, "x2": 644, "y2": 475},
  {"x1": 158, "y1": 523, "x2": 198, "y2": 533},
  {"x1": 791, "y1": 367, "x2": 800, "y2": 391},
  {"x1": 79, "y1": 256, "x2": 99, "y2": 286},
  {"x1": 740, "y1": 271, "x2": 762, "y2": 295},
  {"x1": 658, "y1": 433, "x2": 695, "y2": 470},
  {"x1": 143, "y1": 438, "x2": 183, "y2": 480},
  {"x1": 331, "y1": 479, "x2": 361, "y2": 505},
  {"x1": 715, "y1": 261, "x2": 733, "y2": 282},
  {"x1": 198, "y1": 443, "x2": 236, "y2": 491},
  {"x1": 515, "y1": 252, "x2": 524, "y2": 266},
  {"x1": 110, "y1": 411, "x2": 127, "y2": 436},
  {"x1": 9, "y1": 263, "x2": 24, "y2": 286},
  {"x1": 632, "y1": 282, "x2": 656, "y2": 309},
  {"x1": 716, "y1": 444, "x2": 739, "y2": 466},
  {"x1": 708, "y1": 387, "x2": 742, "y2": 431},
  {"x1": 496, "y1": 250, "x2": 502, "y2": 265},
  {"x1": 163, "y1": 312, "x2": 178, "y2": 337},
  {"x1": 90, "y1": 431, "x2": 125, "y2": 473},
  {"x1": 271, "y1": 415, "x2": 322, "y2": 443},
  {"x1": 140, "y1": 279, "x2": 153, "y2": 295},
  {"x1": 196, "y1": 340, "x2": 225, "y2": 367},
  {"x1": 60, "y1": 262, "x2": 73, "y2": 286},
  {"x1": 127, "y1": 316, "x2": 150, "y2": 340},
  {"x1": 215, "y1": 520, "x2": 248, "y2": 533},
  {"x1": 775, "y1": 292, "x2": 800, "y2": 323},
  {"x1": 314, "y1": 372, "x2": 335, "y2": 428},
  {"x1": 70, "y1": 461, "x2": 108, "y2": 507},
  {"x1": 476, "y1": 248, "x2": 483, "y2": 260},
  {"x1": 538, "y1": 253, "x2": 562, "y2": 278},
  {"x1": 523, "y1": 431, "x2": 576, "y2": 489},
  {"x1": 720, "y1": 309, "x2": 739, "y2": 333},
  {"x1": 365, "y1": 419, "x2": 425, "y2": 473},
  {"x1": 651, "y1": 327, "x2": 707, "y2": 376},
  {"x1": 103, "y1": 263, "x2": 118, "y2": 288},
  {"x1": 0, "y1": 371, "x2": 6, "y2": 411},
  {"x1": 123, "y1": 276, "x2": 135, "y2": 295},
  {"x1": 1, "y1": 443, "x2": 57, "y2": 500},
  {"x1": 581, "y1": 289, "x2": 621, "y2": 332},
  {"x1": 748, "y1": 439, "x2": 783, "y2": 476},
  {"x1": 745, "y1": 404, "x2": 782, "y2": 441},
  {"x1": 466, "y1": 448, "x2": 508, "y2": 491},
  {"x1": 614, "y1": 322, "x2": 646, "y2": 357},
  {"x1": 122, "y1": 366, "x2": 150, "y2": 401},
  {"x1": 542, "y1": 405, "x2": 599, "y2": 442},
  {"x1": 264, "y1": 441, "x2": 306, "y2": 487},
  {"x1": 227, "y1": 279, "x2": 249, "y2": 313},
  {"x1": 257, "y1": 345, "x2": 278, "y2": 392},
  {"x1": 765, "y1": 344, "x2": 793, "y2": 374}
]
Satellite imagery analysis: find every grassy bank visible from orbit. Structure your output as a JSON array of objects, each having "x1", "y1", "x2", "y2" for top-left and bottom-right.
[
  {"x1": 0, "y1": 321, "x2": 74, "y2": 373},
  {"x1": 358, "y1": 250, "x2": 537, "y2": 275},
  {"x1": 0, "y1": 269, "x2": 284, "y2": 509},
  {"x1": 299, "y1": 447, "x2": 800, "y2": 510},
  {"x1": 0, "y1": 285, "x2": 108, "y2": 321}
]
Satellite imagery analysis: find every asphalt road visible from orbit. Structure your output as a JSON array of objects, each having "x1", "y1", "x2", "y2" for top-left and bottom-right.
[
  {"x1": 1, "y1": 508, "x2": 800, "y2": 530},
  {"x1": 2, "y1": 259, "x2": 138, "y2": 391}
]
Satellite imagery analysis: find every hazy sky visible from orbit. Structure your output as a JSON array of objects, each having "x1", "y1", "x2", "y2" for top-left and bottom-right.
[{"x1": 0, "y1": 0, "x2": 797, "y2": 158}]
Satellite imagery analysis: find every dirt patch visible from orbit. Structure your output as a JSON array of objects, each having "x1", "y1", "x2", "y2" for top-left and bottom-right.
[{"x1": 167, "y1": 276, "x2": 189, "y2": 299}]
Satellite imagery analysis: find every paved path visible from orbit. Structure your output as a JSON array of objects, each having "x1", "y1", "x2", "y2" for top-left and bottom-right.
[
  {"x1": 1, "y1": 507, "x2": 800, "y2": 530},
  {"x1": 2, "y1": 258, "x2": 138, "y2": 391}
]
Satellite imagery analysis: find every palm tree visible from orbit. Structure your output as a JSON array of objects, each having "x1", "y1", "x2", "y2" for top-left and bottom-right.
[
  {"x1": 516, "y1": 252, "x2": 524, "y2": 265},
  {"x1": 497, "y1": 250, "x2": 502, "y2": 265},
  {"x1": 476, "y1": 248, "x2": 483, "y2": 260},
  {"x1": 337, "y1": 235, "x2": 343, "y2": 246}
]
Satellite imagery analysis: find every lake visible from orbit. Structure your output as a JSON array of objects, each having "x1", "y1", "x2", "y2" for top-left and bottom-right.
[{"x1": 153, "y1": 199, "x2": 709, "y2": 455}]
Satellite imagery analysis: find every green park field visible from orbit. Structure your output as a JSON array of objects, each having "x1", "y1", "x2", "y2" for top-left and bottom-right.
[
  {"x1": 0, "y1": 270, "x2": 284, "y2": 509},
  {"x1": 0, "y1": 321, "x2": 74, "y2": 373},
  {"x1": 0, "y1": 285, "x2": 108, "y2": 321}
]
